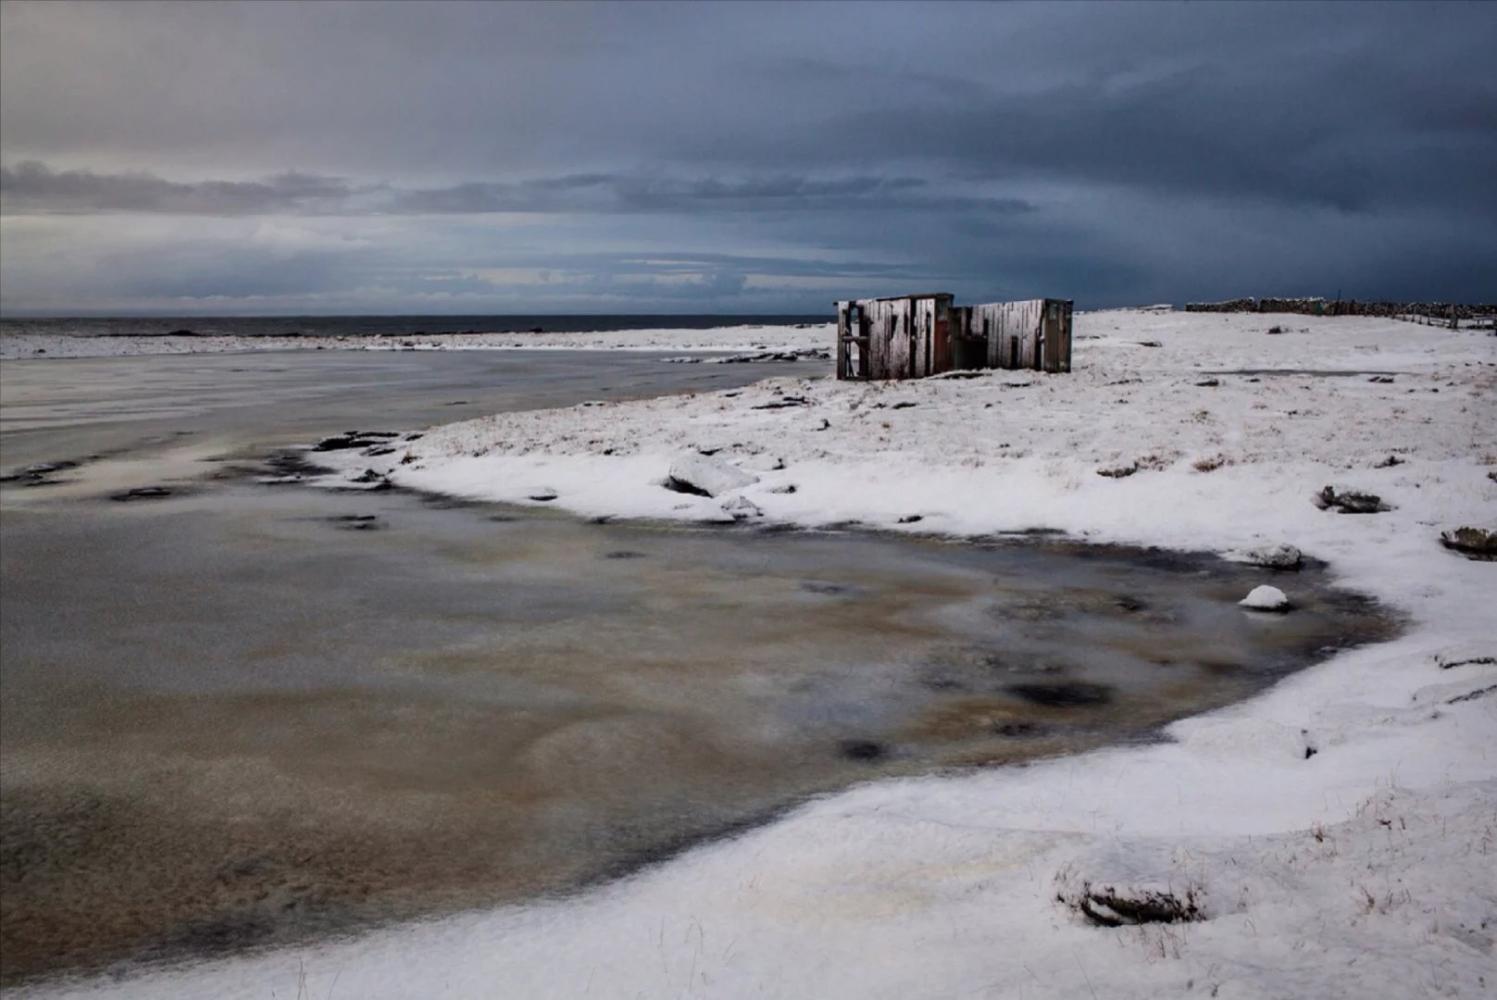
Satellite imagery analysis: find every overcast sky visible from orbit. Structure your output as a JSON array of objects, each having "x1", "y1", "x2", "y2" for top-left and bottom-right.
[{"x1": 1, "y1": 0, "x2": 1493, "y2": 315}]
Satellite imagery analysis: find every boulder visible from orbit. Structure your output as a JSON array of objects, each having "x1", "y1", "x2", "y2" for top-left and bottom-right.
[
  {"x1": 1245, "y1": 543, "x2": 1303, "y2": 570},
  {"x1": 1439, "y1": 526, "x2": 1496, "y2": 561},
  {"x1": 109, "y1": 486, "x2": 175, "y2": 501},
  {"x1": 1239, "y1": 584, "x2": 1291, "y2": 612},
  {"x1": 1313, "y1": 485, "x2": 1389, "y2": 514},
  {"x1": 720, "y1": 496, "x2": 763, "y2": 520},
  {"x1": 665, "y1": 453, "x2": 758, "y2": 497}
]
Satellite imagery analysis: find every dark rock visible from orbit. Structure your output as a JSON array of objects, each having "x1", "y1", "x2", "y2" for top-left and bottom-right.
[
  {"x1": 750, "y1": 395, "x2": 810, "y2": 410},
  {"x1": 1194, "y1": 378, "x2": 1220, "y2": 387},
  {"x1": 891, "y1": 401, "x2": 918, "y2": 409},
  {"x1": 311, "y1": 434, "x2": 375, "y2": 452},
  {"x1": 1069, "y1": 885, "x2": 1203, "y2": 927},
  {"x1": 1114, "y1": 596, "x2": 1147, "y2": 612},
  {"x1": 351, "y1": 469, "x2": 385, "y2": 483},
  {"x1": 604, "y1": 550, "x2": 646, "y2": 560},
  {"x1": 994, "y1": 721, "x2": 1048, "y2": 738},
  {"x1": 838, "y1": 739, "x2": 886, "y2": 762},
  {"x1": 1439, "y1": 526, "x2": 1497, "y2": 561},
  {"x1": 110, "y1": 486, "x2": 174, "y2": 501},
  {"x1": 1314, "y1": 485, "x2": 1390, "y2": 514},
  {"x1": 663, "y1": 477, "x2": 712, "y2": 497},
  {"x1": 1435, "y1": 649, "x2": 1495, "y2": 670},
  {"x1": 329, "y1": 514, "x2": 381, "y2": 531},
  {"x1": 1372, "y1": 455, "x2": 1404, "y2": 468},
  {"x1": 1097, "y1": 463, "x2": 1139, "y2": 479},
  {"x1": 1447, "y1": 684, "x2": 1497, "y2": 705},
  {"x1": 1006, "y1": 682, "x2": 1113, "y2": 707},
  {"x1": 1369, "y1": 375, "x2": 1396, "y2": 384},
  {"x1": 264, "y1": 452, "x2": 333, "y2": 478},
  {"x1": 801, "y1": 581, "x2": 850, "y2": 595},
  {"x1": 25, "y1": 461, "x2": 79, "y2": 476},
  {"x1": 1136, "y1": 340, "x2": 1163, "y2": 347},
  {"x1": 2, "y1": 459, "x2": 81, "y2": 486}
]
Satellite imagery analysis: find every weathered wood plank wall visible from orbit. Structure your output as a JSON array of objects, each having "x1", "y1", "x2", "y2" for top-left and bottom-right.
[
  {"x1": 970, "y1": 299, "x2": 1043, "y2": 370},
  {"x1": 837, "y1": 293, "x2": 1063, "y2": 380}
]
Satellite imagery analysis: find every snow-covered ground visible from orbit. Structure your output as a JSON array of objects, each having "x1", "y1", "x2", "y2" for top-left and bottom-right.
[
  {"x1": 0, "y1": 323, "x2": 829, "y2": 360},
  {"x1": 27, "y1": 310, "x2": 1497, "y2": 999}
]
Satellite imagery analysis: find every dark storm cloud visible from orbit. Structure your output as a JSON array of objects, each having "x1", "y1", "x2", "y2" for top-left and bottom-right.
[
  {"x1": 1, "y1": 0, "x2": 1494, "y2": 312},
  {"x1": 0, "y1": 161, "x2": 362, "y2": 215}
]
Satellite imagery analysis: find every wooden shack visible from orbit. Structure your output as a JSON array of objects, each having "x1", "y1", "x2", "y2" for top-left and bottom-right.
[
  {"x1": 836, "y1": 294, "x2": 1071, "y2": 380},
  {"x1": 834, "y1": 293, "x2": 953, "y2": 381}
]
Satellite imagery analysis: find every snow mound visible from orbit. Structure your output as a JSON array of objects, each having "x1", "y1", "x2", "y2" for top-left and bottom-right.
[{"x1": 1239, "y1": 584, "x2": 1291, "y2": 611}]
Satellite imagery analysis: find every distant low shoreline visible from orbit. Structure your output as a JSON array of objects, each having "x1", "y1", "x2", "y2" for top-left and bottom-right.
[
  {"x1": 0, "y1": 313, "x2": 828, "y2": 341},
  {"x1": 0, "y1": 321, "x2": 832, "y2": 360}
]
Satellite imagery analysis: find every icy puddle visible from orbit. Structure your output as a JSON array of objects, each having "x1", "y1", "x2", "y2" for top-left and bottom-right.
[
  {"x1": 0, "y1": 348, "x2": 1398, "y2": 985},
  {"x1": 0, "y1": 475, "x2": 1397, "y2": 984}
]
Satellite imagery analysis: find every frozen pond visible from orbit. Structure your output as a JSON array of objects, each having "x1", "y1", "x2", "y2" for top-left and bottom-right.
[{"x1": 0, "y1": 351, "x2": 1396, "y2": 985}]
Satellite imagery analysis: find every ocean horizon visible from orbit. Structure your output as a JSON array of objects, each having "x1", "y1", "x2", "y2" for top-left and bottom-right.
[{"x1": 0, "y1": 313, "x2": 829, "y2": 340}]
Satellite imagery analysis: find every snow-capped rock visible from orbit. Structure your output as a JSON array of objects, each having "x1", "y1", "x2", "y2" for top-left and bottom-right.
[
  {"x1": 720, "y1": 495, "x2": 763, "y2": 520},
  {"x1": 1239, "y1": 584, "x2": 1291, "y2": 612},
  {"x1": 664, "y1": 453, "x2": 759, "y2": 497},
  {"x1": 1245, "y1": 543, "x2": 1303, "y2": 570}
]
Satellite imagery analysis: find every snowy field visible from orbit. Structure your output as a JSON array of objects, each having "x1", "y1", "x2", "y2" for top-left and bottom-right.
[
  {"x1": 27, "y1": 309, "x2": 1496, "y2": 999},
  {"x1": 0, "y1": 323, "x2": 829, "y2": 360}
]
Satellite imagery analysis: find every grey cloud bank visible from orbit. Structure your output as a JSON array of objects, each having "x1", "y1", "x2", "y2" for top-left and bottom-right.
[{"x1": 1, "y1": 0, "x2": 1493, "y2": 314}]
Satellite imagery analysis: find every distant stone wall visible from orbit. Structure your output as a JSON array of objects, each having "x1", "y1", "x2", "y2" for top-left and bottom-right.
[{"x1": 1184, "y1": 297, "x2": 1495, "y2": 321}]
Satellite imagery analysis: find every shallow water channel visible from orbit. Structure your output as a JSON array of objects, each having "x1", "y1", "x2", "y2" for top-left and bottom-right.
[{"x1": 0, "y1": 350, "x2": 1395, "y2": 985}]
